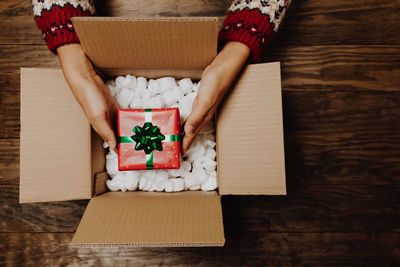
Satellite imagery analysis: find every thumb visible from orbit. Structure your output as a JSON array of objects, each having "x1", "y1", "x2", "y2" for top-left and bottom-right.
[
  {"x1": 182, "y1": 99, "x2": 208, "y2": 155},
  {"x1": 90, "y1": 113, "x2": 117, "y2": 151}
]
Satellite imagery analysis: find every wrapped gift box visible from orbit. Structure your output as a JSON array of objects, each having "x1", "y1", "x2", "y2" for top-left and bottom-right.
[{"x1": 118, "y1": 108, "x2": 181, "y2": 170}]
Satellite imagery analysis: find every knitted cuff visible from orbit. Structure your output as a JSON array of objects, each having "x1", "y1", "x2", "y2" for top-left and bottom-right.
[
  {"x1": 218, "y1": 8, "x2": 274, "y2": 62},
  {"x1": 34, "y1": 4, "x2": 93, "y2": 53}
]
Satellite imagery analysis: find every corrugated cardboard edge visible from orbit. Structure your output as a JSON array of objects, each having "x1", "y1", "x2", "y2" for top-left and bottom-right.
[
  {"x1": 70, "y1": 242, "x2": 224, "y2": 248},
  {"x1": 216, "y1": 62, "x2": 287, "y2": 195}
]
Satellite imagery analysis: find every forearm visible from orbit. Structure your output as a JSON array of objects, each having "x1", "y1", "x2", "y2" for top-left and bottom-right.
[
  {"x1": 203, "y1": 42, "x2": 250, "y2": 100},
  {"x1": 32, "y1": 0, "x2": 95, "y2": 53},
  {"x1": 219, "y1": 0, "x2": 291, "y2": 61}
]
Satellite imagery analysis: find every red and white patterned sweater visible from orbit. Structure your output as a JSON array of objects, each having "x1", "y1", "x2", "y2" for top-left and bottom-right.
[{"x1": 32, "y1": 0, "x2": 291, "y2": 61}]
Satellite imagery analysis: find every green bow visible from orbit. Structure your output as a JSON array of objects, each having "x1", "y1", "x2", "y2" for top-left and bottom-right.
[{"x1": 130, "y1": 122, "x2": 165, "y2": 154}]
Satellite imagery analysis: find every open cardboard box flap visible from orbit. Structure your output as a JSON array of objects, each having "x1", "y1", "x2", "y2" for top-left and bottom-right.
[
  {"x1": 216, "y1": 62, "x2": 286, "y2": 195},
  {"x1": 19, "y1": 16, "x2": 286, "y2": 247},
  {"x1": 72, "y1": 17, "x2": 219, "y2": 79},
  {"x1": 71, "y1": 191, "x2": 224, "y2": 247},
  {"x1": 20, "y1": 68, "x2": 93, "y2": 203}
]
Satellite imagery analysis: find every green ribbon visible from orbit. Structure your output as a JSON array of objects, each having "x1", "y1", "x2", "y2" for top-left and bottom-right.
[
  {"x1": 131, "y1": 122, "x2": 165, "y2": 154},
  {"x1": 119, "y1": 110, "x2": 181, "y2": 169}
]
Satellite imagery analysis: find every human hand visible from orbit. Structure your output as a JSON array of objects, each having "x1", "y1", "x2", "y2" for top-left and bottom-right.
[
  {"x1": 182, "y1": 41, "x2": 250, "y2": 155},
  {"x1": 57, "y1": 44, "x2": 118, "y2": 151}
]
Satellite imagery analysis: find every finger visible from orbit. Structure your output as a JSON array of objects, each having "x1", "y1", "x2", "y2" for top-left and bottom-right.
[
  {"x1": 90, "y1": 112, "x2": 117, "y2": 151},
  {"x1": 182, "y1": 97, "x2": 212, "y2": 155}
]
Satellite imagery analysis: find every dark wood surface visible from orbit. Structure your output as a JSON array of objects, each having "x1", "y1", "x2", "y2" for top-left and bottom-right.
[{"x1": 1, "y1": 0, "x2": 400, "y2": 265}]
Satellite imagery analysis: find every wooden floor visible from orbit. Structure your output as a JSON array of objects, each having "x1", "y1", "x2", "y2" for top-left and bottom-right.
[{"x1": 1, "y1": 0, "x2": 400, "y2": 265}]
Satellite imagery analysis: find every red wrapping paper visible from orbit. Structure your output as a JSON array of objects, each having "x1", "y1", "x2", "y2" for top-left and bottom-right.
[{"x1": 118, "y1": 108, "x2": 181, "y2": 171}]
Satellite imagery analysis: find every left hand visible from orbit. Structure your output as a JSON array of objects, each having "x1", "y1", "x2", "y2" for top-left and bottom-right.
[{"x1": 182, "y1": 41, "x2": 250, "y2": 155}]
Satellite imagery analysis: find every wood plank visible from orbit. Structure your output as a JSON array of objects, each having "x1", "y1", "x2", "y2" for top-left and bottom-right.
[
  {"x1": 0, "y1": 185, "x2": 87, "y2": 233},
  {"x1": 0, "y1": 1, "x2": 43, "y2": 44},
  {"x1": 0, "y1": 139, "x2": 18, "y2": 185},
  {"x1": 0, "y1": 232, "x2": 399, "y2": 265},
  {"x1": 2, "y1": 45, "x2": 400, "y2": 93},
  {"x1": 283, "y1": 91, "x2": 400, "y2": 139},
  {"x1": 1, "y1": 184, "x2": 400, "y2": 233},
  {"x1": 285, "y1": 137, "x2": 400, "y2": 185},
  {"x1": 271, "y1": 0, "x2": 400, "y2": 46},
  {"x1": 223, "y1": 185, "x2": 400, "y2": 233},
  {"x1": 1, "y1": 1, "x2": 400, "y2": 46},
  {"x1": 263, "y1": 45, "x2": 400, "y2": 92},
  {"x1": 0, "y1": 90, "x2": 19, "y2": 139},
  {"x1": 0, "y1": 45, "x2": 58, "y2": 93}
]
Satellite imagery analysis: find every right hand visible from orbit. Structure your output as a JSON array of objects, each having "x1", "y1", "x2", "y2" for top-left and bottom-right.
[{"x1": 57, "y1": 44, "x2": 118, "y2": 151}]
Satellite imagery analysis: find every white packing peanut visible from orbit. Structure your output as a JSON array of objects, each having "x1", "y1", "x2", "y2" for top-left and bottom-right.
[
  {"x1": 165, "y1": 180, "x2": 174, "y2": 192},
  {"x1": 115, "y1": 88, "x2": 134, "y2": 109},
  {"x1": 137, "y1": 77, "x2": 147, "y2": 90},
  {"x1": 184, "y1": 172, "x2": 201, "y2": 190},
  {"x1": 115, "y1": 76, "x2": 128, "y2": 88},
  {"x1": 157, "y1": 77, "x2": 176, "y2": 92},
  {"x1": 191, "y1": 165, "x2": 208, "y2": 184},
  {"x1": 129, "y1": 97, "x2": 142, "y2": 109},
  {"x1": 125, "y1": 75, "x2": 137, "y2": 90},
  {"x1": 162, "y1": 88, "x2": 181, "y2": 106},
  {"x1": 170, "y1": 178, "x2": 185, "y2": 192},
  {"x1": 148, "y1": 79, "x2": 160, "y2": 96},
  {"x1": 123, "y1": 171, "x2": 140, "y2": 191},
  {"x1": 105, "y1": 75, "x2": 218, "y2": 193},
  {"x1": 178, "y1": 78, "x2": 193, "y2": 95},
  {"x1": 200, "y1": 174, "x2": 217, "y2": 191},
  {"x1": 105, "y1": 151, "x2": 119, "y2": 177}
]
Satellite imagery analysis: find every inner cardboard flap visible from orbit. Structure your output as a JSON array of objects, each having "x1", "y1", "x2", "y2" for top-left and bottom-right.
[
  {"x1": 72, "y1": 17, "x2": 219, "y2": 79},
  {"x1": 71, "y1": 191, "x2": 225, "y2": 247},
  {"x1": 20, "y1": 68, "x2": 92, "y2": 203},
  {"x1": 217, "y1": 62, "x2": 286, "y2": 195}
]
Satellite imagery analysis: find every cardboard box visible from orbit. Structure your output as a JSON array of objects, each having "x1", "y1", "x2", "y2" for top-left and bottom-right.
[{"x1": 19, "y1": 17, "x2": 286, "y2": 247}]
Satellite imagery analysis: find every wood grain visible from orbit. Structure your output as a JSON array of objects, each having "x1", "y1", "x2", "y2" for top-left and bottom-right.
[
  {"x1": 1, "y1": 0, "x2": 400, "y2": 46},
  {"x1": 0, "y1": 1, "x2": 42, "y2": 44},
  {"x1": 1, "y1": 184, "x2": 400, "y2": 234},
  {"x1": 0, "y1": 185, "x2": 87, "y2": 233},
  {"x1": 1, "y1": 233, "x2": 399, "y2": 266},
  {"x1": 283, "y1": 91, "x2": 400, "y2": 139},
  {"x1": 285, "y1": 137, "x2": 400, "y2": 185},
  {"x1": 0, "y1": 139, "x2": 18, "y2": 185},
  {"x1": 271, "y1": 0, "x2": 400, "y2": 46},
  {"x1": 2, "y1": 45, "x2": 400, "y2": 93},
  {"x1": 0, "y1": 45, "x2": 58, "y2": 93},
  {"x1": 263, "y1": 45, "x2": 400, "y2": 92},
  {"x1": 0, "y1": 90, "x2": 19, "y2": 139}
]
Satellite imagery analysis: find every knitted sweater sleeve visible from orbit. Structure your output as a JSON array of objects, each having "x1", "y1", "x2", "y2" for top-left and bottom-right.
[
  {"x1": 32, "y1": 0, "x2": 95, "y2": 53},
  {"x1": 218, "y1": 0, "x2": 291, "y2": 61}
]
